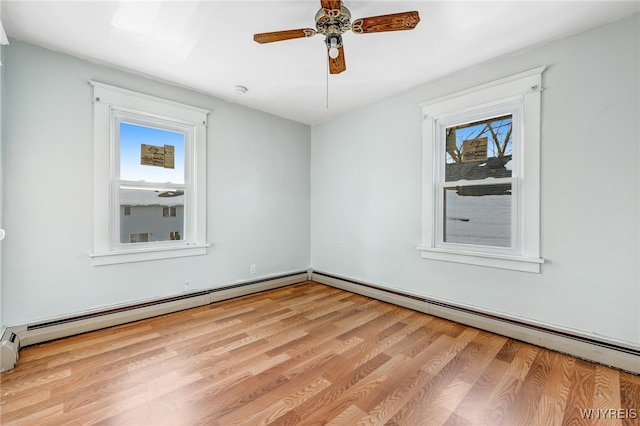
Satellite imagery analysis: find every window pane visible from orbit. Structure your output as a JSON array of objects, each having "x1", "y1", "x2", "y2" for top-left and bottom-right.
[
  {"x1": 129, "y1": 233, "x2": 149, "y2": 243},
  {"x1": 445, "y1": 115, "x2": 512, "y2": 182},
  {"x1": 443, "y1": 184, "x2": 511, "y2": 247},
  {"x1": 120, "y1": 122, "x2": 185, "y2": 184},
  {"x1": 120, "y1": 187, "x2": 184, "y2": 244}
]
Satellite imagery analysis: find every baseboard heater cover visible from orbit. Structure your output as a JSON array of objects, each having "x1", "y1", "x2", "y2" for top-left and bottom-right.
[
  {"x1": 311, "y1": 271, "x2": 640, "y2": 374},
  {"x1": 1, "y1": 271, "x2": 308, "y2": 371},
  {"x1": 0, "y1": 329, "x2": 21, "y2": 372}
]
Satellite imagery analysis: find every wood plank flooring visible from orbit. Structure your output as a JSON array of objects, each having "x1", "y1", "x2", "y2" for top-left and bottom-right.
[{"x1": 1, "y1": 282, "x2": 638, "y2": 425}]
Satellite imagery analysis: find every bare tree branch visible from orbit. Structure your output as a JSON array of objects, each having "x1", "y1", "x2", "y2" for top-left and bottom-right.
[{"x1": 502, "y1": 125, "x2": 512, "y2": 156}]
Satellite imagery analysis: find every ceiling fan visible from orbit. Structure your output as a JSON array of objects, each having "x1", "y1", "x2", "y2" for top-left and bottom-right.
[{"x1": 253, "y1": 0, "x2": 420, "y2": 74}]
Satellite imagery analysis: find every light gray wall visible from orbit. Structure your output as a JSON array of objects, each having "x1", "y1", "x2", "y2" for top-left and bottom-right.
[
  {"x1": 0, "y1": 44, "x2": 5, "y2": 334},
  {"x1": 3, "y1": 40, "x2": 311, "y2": 325},
  {"x1": 311, "y1": 14, "x2": 639, "y2": 347}
]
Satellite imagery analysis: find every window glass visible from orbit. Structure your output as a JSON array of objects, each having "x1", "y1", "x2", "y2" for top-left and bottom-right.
[
  {"x1": 119, "y1": 122, "x2": 185, "y2": 184},
  {"x1": 115, "y1": 116, "x2": 188, "y2": 248},
  {"x1": 443, "y1": 184, "x2": 512, "y2": 247},
  {"x1": 445, "y1": 115, "x2": 512, "y2": 182},
  {"x1": 119, "y1": 187, "x2": 184, "y2": 244}
]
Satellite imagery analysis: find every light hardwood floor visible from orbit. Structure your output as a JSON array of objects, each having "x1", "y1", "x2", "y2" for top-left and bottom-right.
[{"x1": 1, "y1": 282, "x2": 638, "y2": 425}]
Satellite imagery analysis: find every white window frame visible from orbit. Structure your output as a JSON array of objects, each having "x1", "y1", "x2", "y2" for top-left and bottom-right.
[
  {"x1": 418, "y1": 67, "x2": 545, "y2": 273},
  {"x1": 89, "y1": 81, "x2": 210, "y2": 266},
  {"x1": 434, "y1": 101, "x2": 521, "y2": 254},
  {"x1": 113, "y1": 110, "x2": 190, "y2": 249}
]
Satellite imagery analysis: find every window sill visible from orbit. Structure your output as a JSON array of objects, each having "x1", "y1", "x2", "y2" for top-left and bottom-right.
[
  {"x1": 90, "y1": 244, "x2": 210, "y2": 266},
  {"x1": 417, "y1": 245, "x2": 543, "y2": 273}
]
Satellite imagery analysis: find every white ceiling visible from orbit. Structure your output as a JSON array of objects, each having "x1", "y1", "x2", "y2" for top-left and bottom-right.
[{"x1": 2, "y1": 1, "x2": 638, "y2": 124}]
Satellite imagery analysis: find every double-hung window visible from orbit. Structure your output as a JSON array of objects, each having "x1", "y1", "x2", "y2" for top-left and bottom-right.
[
  {"x1": 90, "y1": 82, "x2": 210, "y2": 265},
  {"x1": 418, "y1": 68, "x2": 545, "y2": 272}
]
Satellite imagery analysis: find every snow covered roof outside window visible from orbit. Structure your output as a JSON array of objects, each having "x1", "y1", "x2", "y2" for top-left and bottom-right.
[{"x1": 120, "y1": 189, "x2": 184, "y2": 207}]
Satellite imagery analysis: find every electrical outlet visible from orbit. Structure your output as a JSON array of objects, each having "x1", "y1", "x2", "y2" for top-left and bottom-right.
[
  {"x1": 250, "y1": 264, "x2": 256, "y2": 274},
  {"x1": 184, "y1": 281, "x2": 190, "y2": 292}
]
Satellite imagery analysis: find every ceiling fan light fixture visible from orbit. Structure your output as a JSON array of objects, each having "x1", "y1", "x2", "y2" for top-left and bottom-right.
[
  {"x1": 326, "y1": 34, "x2": 341, "y2": 58},
  {"x1": 328, "y1": 36, "x2": 340, "y2": 58}
]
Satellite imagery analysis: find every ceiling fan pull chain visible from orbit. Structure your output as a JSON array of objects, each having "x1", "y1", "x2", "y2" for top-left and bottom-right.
[{"x1": 326, "y1": 54, "x2": 330, "y2": 109}]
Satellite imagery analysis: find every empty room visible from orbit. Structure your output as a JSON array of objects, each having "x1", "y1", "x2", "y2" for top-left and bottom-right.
[{"x1": 0, "y1": 1, "x2": 638, "y2": 425}]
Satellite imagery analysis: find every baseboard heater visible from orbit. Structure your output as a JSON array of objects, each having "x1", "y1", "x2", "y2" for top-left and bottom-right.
[
  {"x1": 3, "y1": 270, "x2": 637, "y2": 374},
  {"x1": 311, "y1": 271, "x2": 640, "y2": 374},
  {"x1": 0, "y1": 329, "x2": 21, "y2": 372},
  {"x1": 0, "y1": 271, "x2": 309, "y2": 372}
]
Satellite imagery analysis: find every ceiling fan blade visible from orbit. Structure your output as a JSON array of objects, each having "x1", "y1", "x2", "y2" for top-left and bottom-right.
[
  {"x1": 328, "y1": 45, "x2": 346, "y2": 74},
  {"x1": 320, "y1": 0, "x2": 342, "y2": 10},
  {"x1": 253, "y1": 28, "x2": 316, "y2": 44},
  {"x1": 351, "y1": 11, "x2": 420, "y2": 34}
]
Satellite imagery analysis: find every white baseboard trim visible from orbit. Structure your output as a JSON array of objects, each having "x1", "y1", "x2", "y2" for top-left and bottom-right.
[
  {"x1": 312, "y1": 271, "x2": 640, "y2": 374},
  {"x1": 4, "y1": 270, "x2": 637, "y2": 375},
  {"x1": 0, "y1": 271, "x2": 308, "y2": 371}
]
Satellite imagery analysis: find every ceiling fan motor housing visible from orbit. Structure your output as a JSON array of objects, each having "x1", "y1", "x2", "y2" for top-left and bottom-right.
[{"x1": 315, "y1": 6, "x2": 351, "y2": 39}]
